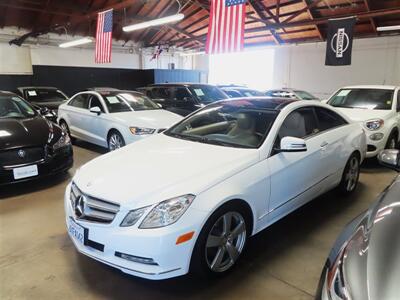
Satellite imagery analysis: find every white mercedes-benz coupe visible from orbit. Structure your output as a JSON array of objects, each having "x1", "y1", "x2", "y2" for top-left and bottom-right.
[
  {"x1": 57, "y1": 90, "x2": 183, "y2": 151},
  {"x1": 327, "y1": 85, "x2": 400, "y2": 157},
  {"x1": 65, "y1": 98, "x2": 366, "y2": 280}
]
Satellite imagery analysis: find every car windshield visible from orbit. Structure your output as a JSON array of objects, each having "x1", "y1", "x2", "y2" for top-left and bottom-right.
[
  {"x1": 238, "y1": 89, "x2": 264, "y2": 97},
  {"x1": 165, "y1": 100, "x2": 278, "y2": 148},
  {"x1": 0, "y1": 95, "x2": 37, "y2": 119},
  {"x1": 294, "y1": 90, "x2": 318, "y2": 100},
  {"x1": 329, "y1": 88, "x2": 394, "y2": 110},
  {"x1": 25, "y1": 89, "x2": 68, "y2": 103},
  {"x1": 189, "y1": 85, "x2": 227, "y2": 104},
  {"x1": 103, "y1": 92, "x2": 159, "y2": 113}
]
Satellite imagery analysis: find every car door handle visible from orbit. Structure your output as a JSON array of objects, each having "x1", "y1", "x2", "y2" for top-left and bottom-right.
[{"x1": 320, "y1": 141, "x2": 329, "y2": 148}]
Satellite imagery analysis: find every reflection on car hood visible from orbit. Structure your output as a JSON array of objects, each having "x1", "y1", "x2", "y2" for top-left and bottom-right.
[
  {"x1": 332, "y1": 107, "x2": 392, "y2": 122},
  {"x1": 111, "y1": 109, "x2": 183, "y2": 129},
  {"x1": 342, "y1": 175, "x2": 400, "y2": 300},
  {"x1": 0, "y1": 116, "x2": 58, "y2": 149},
  {"x1": 74, "y1": 133, "x2": 259, "y2": 208}
]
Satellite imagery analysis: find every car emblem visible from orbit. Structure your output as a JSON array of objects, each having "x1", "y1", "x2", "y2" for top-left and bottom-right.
[
  {"x1": 18, "y1": 149, "x2": 26, "y2": 158},
  {"x1": 74, "y1": 195, "x2": 86, "y2": 219}
]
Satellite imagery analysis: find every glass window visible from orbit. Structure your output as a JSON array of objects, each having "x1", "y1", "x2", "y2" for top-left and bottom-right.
[
  {"x1": 69, "y1": 94, "x2": 89, "y2": 109},
  {"x1": 188, "y1": 85, "x2": 227, "y2": 104},
  {"x1": 102, "y1": 92, "x2": 159, "y2": 113},
  {"x1": 238, "y1": 89, "x2": 263, "y2": 97},
  {"x1": 294, "y1": 90, "x2": 319, "y2": 100},
  {"x1": 166, "y1": 101, "x2": 278, "y2": 148},
  {"x1": 328, "y1": 88, "x2": 394, "y2": 110},
  {"x1": 25, "y1": 89, "x2": 68, "y2": 103},
  {"x1": 278, "y1": 107, "x2": 319, "y2": 140},
  {"x1": 0, "y1": 96, "x2": 37, "y2": 119},
  {"x1": 224, "y1": 90, "x2": 242, "y2": 98},
  {"x1": 89, "y1": 96, "x2": 105, "y2": 113},
  {"x1": 173, "y1": 87, "x2": 193, "y2": 102},
  {"x1": 315, "y1": 107, "x2": 347, "y2": 131},
  {"x1": 152, "y1": 88, "x2": 171, "y2": 99}
]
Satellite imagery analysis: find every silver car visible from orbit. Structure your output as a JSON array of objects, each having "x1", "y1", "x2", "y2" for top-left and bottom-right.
[{"x1": 316, "y1": 149, "x2": 400, "y2": 300}]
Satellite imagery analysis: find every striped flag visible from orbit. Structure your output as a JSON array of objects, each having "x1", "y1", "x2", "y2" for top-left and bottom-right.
[
  {"x1": 206, "y1": 0, "x2": 247, "y2": 54},
  {"x1": 95, "y1": 9, "x2": 113, "y2": 63}
]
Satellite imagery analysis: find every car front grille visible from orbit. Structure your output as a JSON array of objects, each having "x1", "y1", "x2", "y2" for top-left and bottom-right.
[
  {"x1": 70, "y1": 182, "x2": 120, "y2": 224},
  {"x1": 0, "y1": 147, "x2": 45, "y2": 167}
]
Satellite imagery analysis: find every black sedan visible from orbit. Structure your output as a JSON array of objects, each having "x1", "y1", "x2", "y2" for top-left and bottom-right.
[
  {"x1": 0, "y1": 91, "x2": 73, "y2": 185},
  {"x1": 137, "y1": 83, "x2": 229, "y2": 116},
  {"x1": 316, "y1": 149, "x2": 400, "y2": 300},
  {"x1": 15, "y1": 86, "x2": 69, "y2": 122}
]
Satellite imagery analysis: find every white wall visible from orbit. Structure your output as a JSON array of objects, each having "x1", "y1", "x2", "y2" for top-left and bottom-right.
[
  {"x1": 195, "y1": 35, "x2": 400, "y2": 98},
  {"x1": 0, "y1": 43, "x2": 32, "y2": 74}
]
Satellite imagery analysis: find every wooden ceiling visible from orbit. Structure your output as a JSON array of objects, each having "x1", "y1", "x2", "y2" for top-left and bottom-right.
[{"x1": 0, "y1": 0, "x2": 399, "y2": 50}]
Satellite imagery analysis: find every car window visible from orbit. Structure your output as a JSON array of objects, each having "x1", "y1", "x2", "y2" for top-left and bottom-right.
[
  {"x1": 69, "y1": 94, "x2": 89, "y2": 109},
  {"x1": 188, "y1": 85, "x2": 227, "y2": 104},
  {"x1": 278, "y1": 107, "x2": 319, "y2": 140},
  {"x1": 89, "y1": 96, "x2": 105, "y2": 113},
  {"x1": 173, "y1": 87, "x2": 194, "y2": 102},
  {"x1": 315, "y1": 107, "x2": 347, "y2": 131},
  {"x1": 329, "y1": 88, "x2": 394, "y2": 110},
  {"x1": 294, "y1": 90, "x2": 318, "y2": 100},
  {"x1": 24, "y1": 89, "x2": 68, "y2": 103},
  {"x1": 0, "y1": 95, "x2": 37, "y2": 119},
  {"x1": 152, "y1": 87, "x2": 171, "y2": 99},
  {"x1": 397, "y1": 90, "x2": 400, "y2": 112}
]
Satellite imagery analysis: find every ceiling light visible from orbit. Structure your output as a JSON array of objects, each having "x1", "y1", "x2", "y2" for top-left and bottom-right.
[
  {"x1": 59, "y1": 38, "x2": 93, "y2": 48},
  {"x1": 180, "y1": 51, "x2": 205, "y2": 57},
  {"x1": 377, "y1": 25, "x2": 400, "y2": 32},
  {"x1": 123, "y1": 14, "x2": 184, "y2": 32}
]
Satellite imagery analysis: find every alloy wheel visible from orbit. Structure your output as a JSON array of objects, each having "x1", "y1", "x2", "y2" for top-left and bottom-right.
[
  {"x1": 345, "y1": 157, "x2": 359, "y2": 192},
  {"x1": 205, "y1": 211, "x2": 246, "y2": 273},
  {"x1": 108, "y1": 133, "x2": 124, "y2": 151}
]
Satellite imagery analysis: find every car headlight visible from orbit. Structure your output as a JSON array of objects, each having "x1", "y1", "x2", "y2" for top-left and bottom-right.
[
  {"x1": 130, "y1": 127, "x2": 156, "y2": 135},
  {"x1": 120, "y1": 206, "x2": 149, "y2": 227},
  {"x1": 53, "y1": 132, "x2": 71, "y2": 150},
  {"x1": 139, "y1": 194, "x2": 196, "y2": 229},
  {"x1": 365, "y1": 119, "x2": 384, "y2": 131}
]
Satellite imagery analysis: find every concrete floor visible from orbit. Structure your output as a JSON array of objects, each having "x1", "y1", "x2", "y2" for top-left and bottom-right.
[{"x1": 0, "y1": 142, "x2": 397, "y2": 300}]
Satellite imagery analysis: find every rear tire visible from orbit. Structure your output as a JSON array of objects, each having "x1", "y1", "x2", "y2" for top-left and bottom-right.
[
  {"x1": 107, "y1": 130, "x2": 125, "y2": 152},
  {"x1": 337, "y1": 153, "x2": 360, "y2": 195},
  {"x1": 190, "y1": 202, "x2": 251, "y2": 278}
]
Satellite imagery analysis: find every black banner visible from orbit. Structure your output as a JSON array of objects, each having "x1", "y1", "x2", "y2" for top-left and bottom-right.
[{"x1": 325, "y1": 17, "x2": 357, "y2": 66}]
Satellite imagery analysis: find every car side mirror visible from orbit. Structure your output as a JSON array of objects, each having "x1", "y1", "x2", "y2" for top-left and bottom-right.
[
  {"x1": 89, "y1": 106, "x2": 101, "y2": 115},
  {"x1": 39, "y1": 107, "x2": 49, "y2": 115},
  {"x1": 277, "y1": 136, "x2": 307, "y2": 153},
  {"x1": 378, "y1": 149, "x2": 400, "y2": 172}
]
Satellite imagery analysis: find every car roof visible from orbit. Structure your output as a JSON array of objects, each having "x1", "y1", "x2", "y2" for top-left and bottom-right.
[
  {"x1": 17, "y1": 86, "x2": 59, "y2": 90},
  {"x1": 217, "y1": 97, "x2": 297, "y2": 110},
  {"x1": 341, "y1": 85, "x2": 398, "y2": 90},
  {"x1": 0, "y1": 90, "x2": 18, "y2": 96},
  {"x1": 148, "y1": 83, "x2": 216, "y2": 87},
  {"x1": 80, "y1": 90, "x2": 144, "y2": 96}
]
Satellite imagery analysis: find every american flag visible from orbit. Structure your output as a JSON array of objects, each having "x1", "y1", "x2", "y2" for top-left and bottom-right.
[
  {"x1": 95, "y1": 9, "x2": 113, "y2": 63},
  {"x1": 206, "y1": 0, "x2": 247, "y2": 54}
]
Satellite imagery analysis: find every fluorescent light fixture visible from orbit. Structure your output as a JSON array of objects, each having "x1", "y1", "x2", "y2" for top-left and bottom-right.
[
  {"x1": 59, "y1": 37, "x2": 92, "y2": 48},
  {"x1": 123, "y1": 14, "x2": 184, "y2": 32},
  {"x1": 180, "y1": 51, "x2": 205, "y2": 57},
  {"x1": 377, "y1": 25, "x2": 400, "y2": 32}
]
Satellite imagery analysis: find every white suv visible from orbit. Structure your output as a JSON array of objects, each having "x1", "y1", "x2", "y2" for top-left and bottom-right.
[{"x1": 327, "y1": 85, "x2": 400, "y2": 157}]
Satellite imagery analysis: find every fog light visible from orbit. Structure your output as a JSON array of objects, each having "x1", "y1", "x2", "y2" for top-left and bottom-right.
[
  {"x1": 370, "y1": 133, "x2": 384, "y2": 141},
  {"x1": 115, "y1": 251, "x2": 158, "y2": 265}
]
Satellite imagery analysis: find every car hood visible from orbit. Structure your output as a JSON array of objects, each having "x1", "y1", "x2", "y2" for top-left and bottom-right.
[
  {"x1": 0, "y1": 116, "x2": 58, "y2": 149},
  {"x1": 73, "y1": 134, "x2": 259, "y2": 209},
  {"x1": 332, "y1": 107, "x2": 392, "y2": 122},
  {"x1": 342, "y1": 175, "x2": 400, "y2": 300},
  {"x1": 111, "y1": 109, "x2": 182, "y2": 129},
  {"x1": 32, "y1": 101, "x2": 67, "y2": 110}
]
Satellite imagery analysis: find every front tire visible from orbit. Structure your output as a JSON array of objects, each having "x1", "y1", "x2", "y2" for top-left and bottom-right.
[
  {"x1": 385, "y1": 132, "x2": 398, "y2": 150},
  {"x1": 338, "y1": 153, "x2": 360, "y2": 195},
  {"x1": 190, "y1": 203, "x2": 250, "y2": 278},
  {"x1": 107, "y1": 130, "x2": 125, "y2": 152}
]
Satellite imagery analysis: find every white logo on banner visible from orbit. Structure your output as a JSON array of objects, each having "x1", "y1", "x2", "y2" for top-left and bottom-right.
[{"x1": 331, "y1": 28, "x2": 350, "y2": 58}]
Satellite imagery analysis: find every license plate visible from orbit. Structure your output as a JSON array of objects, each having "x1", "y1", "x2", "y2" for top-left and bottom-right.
[
  {"x1": 68, "y1": 218, "x2": 87, "y2": 245},
  {"x1": 13, "y1": 164, "x2": 38, "y2": 180}
]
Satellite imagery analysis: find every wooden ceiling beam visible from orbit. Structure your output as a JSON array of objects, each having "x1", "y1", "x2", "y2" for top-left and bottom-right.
[
  {"x1": 363, "y1": 0, "x2": 378, "y2": 34},
  {"x1": 301, "y1": 0, "x2": 323, "y2": 40},
  {"x1": 283, "y1": 0, "x2": 324, "y2": 23}
]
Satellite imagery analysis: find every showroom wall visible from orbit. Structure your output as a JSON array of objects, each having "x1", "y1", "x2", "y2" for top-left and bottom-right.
[{"x1": 195, "y1": 35, "x2": 400, "y2": 98}]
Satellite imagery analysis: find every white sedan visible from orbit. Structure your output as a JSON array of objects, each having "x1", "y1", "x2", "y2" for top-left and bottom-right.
[
  {"x1": 65, "y1": 98, "x2": 366, "y2": 280},
  {"x1": 327, "y1": 85, "x2": 400, "y2": 157},
  {"x1": 58, "y1": 90, "x2": 183, "y2": 151}
]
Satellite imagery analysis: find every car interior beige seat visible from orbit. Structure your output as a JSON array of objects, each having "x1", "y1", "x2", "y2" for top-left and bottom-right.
[{"x1": 228, "y1": 113, "x2": 259, "y2": 146}]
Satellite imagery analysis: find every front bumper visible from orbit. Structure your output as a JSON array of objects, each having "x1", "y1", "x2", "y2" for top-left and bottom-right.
[
  {"x1": 365, "y1": 132, "x2": 387, "y2": 158},
  {"x1": 0, "y1": 145, "x2": 73, "y2": 185},
  {"x1": 64, "y1": 183, "x2": 207, "y2": 280}
]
